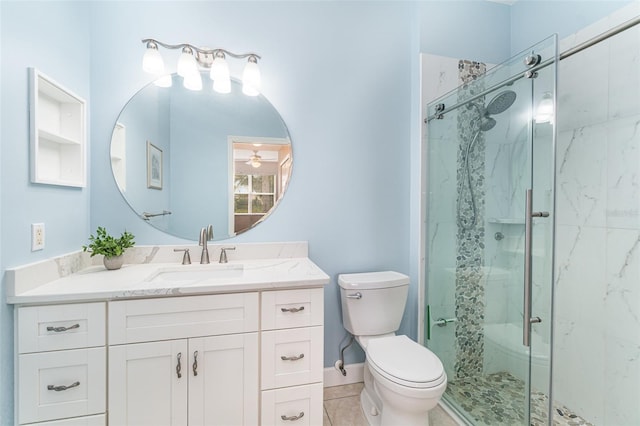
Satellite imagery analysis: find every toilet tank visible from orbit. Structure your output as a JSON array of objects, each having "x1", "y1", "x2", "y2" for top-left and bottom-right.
[{"x1": 338, "y1": 271, "x2": 409, "y2": 336}]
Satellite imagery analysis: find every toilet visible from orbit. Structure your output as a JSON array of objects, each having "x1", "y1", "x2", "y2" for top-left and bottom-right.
[{"x1": 338, "y1": 271, "x2": 447, "y2": 426}]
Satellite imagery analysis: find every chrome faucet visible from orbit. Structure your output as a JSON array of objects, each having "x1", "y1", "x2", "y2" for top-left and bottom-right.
[{"x1": 198, "y1": 225, "x2": 213, "y2": 264}]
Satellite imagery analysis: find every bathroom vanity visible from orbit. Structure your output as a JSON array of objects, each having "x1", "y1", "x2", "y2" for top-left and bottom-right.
[{"x1": 7, "y1": 242, "x2": 329, "y2": 426}]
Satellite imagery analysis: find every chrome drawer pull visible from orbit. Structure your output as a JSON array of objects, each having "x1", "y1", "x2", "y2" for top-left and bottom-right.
[
  {"x1": 176, "y1": 352, "x2": 182, "y2": 378},
  {"x1": 281, "y1": 306, "x2": 305, "y2": 313},
  {"x1": 281, "y1": 412, "x2": 304, "y2": 421},
  {"x1": 46, "y1": 323, "x2": 80, "y2": 332},
  {"x1": 192, "y1": 351, "x2": 198, "y2": 376},
  {"x1": 47, "y1": 381, "x2": 80, "y2": 392},
  {"x1": 280, "y1": 353, "x2": 304, "y2": 361}
]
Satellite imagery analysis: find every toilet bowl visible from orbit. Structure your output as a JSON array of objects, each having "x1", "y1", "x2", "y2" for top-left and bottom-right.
[{"x1": 339, "y1": 271, "x2": 447, "y2": 426}]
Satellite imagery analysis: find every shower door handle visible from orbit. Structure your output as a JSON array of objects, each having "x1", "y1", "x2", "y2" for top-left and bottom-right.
[{"x1": 523, "y1": 189, "x2": 549, "y2": 347}]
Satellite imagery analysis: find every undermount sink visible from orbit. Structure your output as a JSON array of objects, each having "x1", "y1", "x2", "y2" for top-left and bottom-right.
[{"x1": 145, "y1": 264, "x2": 244, "y2": 284}]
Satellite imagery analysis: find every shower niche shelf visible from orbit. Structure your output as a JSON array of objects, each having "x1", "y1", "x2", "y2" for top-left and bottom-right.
[
  {"x1": 29, "y1": 68, "x2": 86, "y2": 187},
  {"x1": 488, "y1": 217, "x2": 525, "y2": 225}
]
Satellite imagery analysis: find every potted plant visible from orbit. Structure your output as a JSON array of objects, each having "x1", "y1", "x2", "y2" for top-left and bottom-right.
[{"x1": 82, "y1": 226, "x2": 135, "y2": 270}]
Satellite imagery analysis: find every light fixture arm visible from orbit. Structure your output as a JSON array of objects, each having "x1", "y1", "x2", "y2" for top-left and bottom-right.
[{"x1": 142, "y1": 38, "x2": 261, "y2": 63}]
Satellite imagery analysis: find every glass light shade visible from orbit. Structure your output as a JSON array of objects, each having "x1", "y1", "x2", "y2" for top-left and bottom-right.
[
  {"x1": 183, "y1": 72, "x2": 203, "y2": 91},
  {"x1": 250, "y1": 159, "x2": 261, "y2": 168},
  {"x1": 210, "y1": 56, "x2": 231, "y2": 94},
  {"x1": 142, "y1": 46, "x2": 164, "y2": 74},
  {"x1": 242, "y1": 60, "x2": 261, "y2": 96},
  {"x1": 535, "y1": 93, "x2": 554, "y2": 123},
  {"x1": 177, "y1": 49, "x2": 198, "y2": 77},
  {"x1": 153, "y1": 74, "x2": 172, "y2": 88}
]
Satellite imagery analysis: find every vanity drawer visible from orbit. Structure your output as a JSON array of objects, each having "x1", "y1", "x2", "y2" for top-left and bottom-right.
[
  {"x1": 261, "y1": 383, "x2": 323, "y2": 426},
  {"x1": 261, "y1": 288, "x2": 323, "y2": 330},
  {"x1": 17, "y1": 302, "x2": 106, "y2": 353},
  {"x1": 261, "y1": 326, "x2": 323, "y2": 390},
  {"x1": 18, "y1": 347, "x2": 106, "y2": 424},
  {"x1": 109, "y1": 293, "x2": 259, "y2": 345}
]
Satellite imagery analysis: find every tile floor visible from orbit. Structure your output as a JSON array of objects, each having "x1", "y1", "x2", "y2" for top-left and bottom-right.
[
  {"x1": 323, "y1": 383, "x2": 461, "y2": 426},
  {"x1": 446, "y1": 372, "x2": 592, "y2": 426}
]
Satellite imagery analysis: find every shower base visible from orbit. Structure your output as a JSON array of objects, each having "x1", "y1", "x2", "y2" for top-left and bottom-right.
[{"x1": 444, "y1": 372, "x2": 593, "y2": 426}]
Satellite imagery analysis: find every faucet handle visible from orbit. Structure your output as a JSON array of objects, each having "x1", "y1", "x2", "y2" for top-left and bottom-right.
[
  {"x1": 173, "y1": 248, "x2": 191, "y2": 265},
  {"x1": 219, "y1": 247, "x2": 236, "y2": 264}
]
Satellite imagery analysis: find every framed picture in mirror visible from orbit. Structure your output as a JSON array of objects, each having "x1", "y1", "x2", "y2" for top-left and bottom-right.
[{"x1": 146, "y1": 141, "x2": 162, "y2": 189}]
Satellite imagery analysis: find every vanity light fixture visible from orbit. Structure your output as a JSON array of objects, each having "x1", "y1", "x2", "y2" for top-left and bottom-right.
[
  {"x1": 142, "y1": 38, "x2": 262, "y2": 95},
  {"x1": 142, "y1": 41, "x2": 164, "y2": 74}
]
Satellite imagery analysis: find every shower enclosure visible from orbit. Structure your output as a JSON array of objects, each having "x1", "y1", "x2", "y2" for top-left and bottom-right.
[
  {"x1": 424, "y1": 36, "x2": 557, "y2": 425},
  {"x1": 424, "y1": 11, "x2": 640, "y2": 425}
]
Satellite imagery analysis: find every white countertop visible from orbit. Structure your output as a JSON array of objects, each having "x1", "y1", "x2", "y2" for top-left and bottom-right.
[{"x1": 6, "y1": 243, "x2": 330, "y2": 305}]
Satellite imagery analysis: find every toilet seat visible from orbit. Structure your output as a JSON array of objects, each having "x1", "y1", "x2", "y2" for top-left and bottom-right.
[{"x1": 366, "y1": 335, "x2": 446, "y2": 389}]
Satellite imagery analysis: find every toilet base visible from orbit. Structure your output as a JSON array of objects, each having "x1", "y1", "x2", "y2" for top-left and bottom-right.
[
  {"x1": 360, "y1": 363, "x2": 432, "y2": 426},
  {"x1": 360, "y1": 387, "x2": 382, "y2": 426},
  {"x1": 360, "y1": 387, "x2": 432, "y2": 426}
]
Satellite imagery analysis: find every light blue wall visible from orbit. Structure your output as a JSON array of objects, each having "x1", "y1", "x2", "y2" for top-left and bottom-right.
[
  {"x1": 419, "y1": 0, "x2": 512, "y2": 64},
  {"x1": 0, "y1": 2, "x2": 91, "y2": 423},
  {"x1": 0, "y1": 1, "x2": 635, "y2": 423},
  {"x1": 88, "y1": 1, "x2": 416, "y2": 370}
]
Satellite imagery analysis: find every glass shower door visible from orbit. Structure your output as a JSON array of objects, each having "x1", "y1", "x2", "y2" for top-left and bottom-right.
[{"x1": 424, "y1": 36, "x2": 556, "y2": 425}]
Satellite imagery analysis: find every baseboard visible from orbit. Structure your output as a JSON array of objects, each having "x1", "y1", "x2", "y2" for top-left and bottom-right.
[{"x1": 323, "y1": 362, "x2": 364, "y2": 387}]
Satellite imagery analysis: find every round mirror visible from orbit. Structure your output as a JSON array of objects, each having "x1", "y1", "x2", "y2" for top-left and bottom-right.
[{"x1": 110, "y1": 74, "x2": 292, "y2": 241}]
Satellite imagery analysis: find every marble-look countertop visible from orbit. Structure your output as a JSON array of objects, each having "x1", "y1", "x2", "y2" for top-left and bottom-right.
[{"x1": 6, "y1": 242, "x2": 330, "y2": 305}]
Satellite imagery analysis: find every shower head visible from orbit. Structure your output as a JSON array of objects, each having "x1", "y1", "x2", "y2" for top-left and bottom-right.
[
  {"x1": 485, "y1": 90, "x2": 517, "y2": 115},
  {"x1": 479, "y1": 116, "x2": 496, "y2": 131}
]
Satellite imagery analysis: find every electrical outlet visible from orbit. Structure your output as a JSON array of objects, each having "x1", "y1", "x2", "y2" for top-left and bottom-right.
[{"x1": 31, "y1": 223, "x2": 45, "y2": 251}]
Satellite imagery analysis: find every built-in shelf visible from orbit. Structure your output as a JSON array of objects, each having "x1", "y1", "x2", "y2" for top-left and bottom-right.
[
  {"x1": 487, "y1": 217, "x2": 525, "y2": 225},
  {"x1": 29, "y1": 68, "x2": 86, "y2": 187}
]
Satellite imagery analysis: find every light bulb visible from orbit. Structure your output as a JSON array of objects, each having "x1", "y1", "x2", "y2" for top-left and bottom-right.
[
  {"x1": 535, "y1": 92, "x2": 554, "y2": 123},
  {"x1": 154, "y1": 74, "x2": 172, "y2": 88},
  {"x1": 142, "y1": 42, "x2": 164, "y2": 74},
  {"x1": 183, "y1": 71, "x2": 202, "y2": 91},
  {"x1": 177, "y1": 47, "x2": 198, "y2": 78},
  {"x1": 210, "y1": 53, "x2": 231, "y2": 94},
  {"x1": 242, "y1": 57, "x2": 261, "y2": 96},
  {"x1": 251, "y1": 159, "x2": 261, "y2": 168}
]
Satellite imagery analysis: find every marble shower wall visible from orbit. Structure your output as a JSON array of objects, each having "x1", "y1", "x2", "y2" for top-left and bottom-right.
[{"x1": 553, "y1": 19, "x2": 640, "y2": 426}]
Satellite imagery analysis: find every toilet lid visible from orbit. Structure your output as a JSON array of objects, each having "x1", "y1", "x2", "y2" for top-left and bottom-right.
[{"x1": 367, "y1": 335, "x2": 446, "y2": 388}]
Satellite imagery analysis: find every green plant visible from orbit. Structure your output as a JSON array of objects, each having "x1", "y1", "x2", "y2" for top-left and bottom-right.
[{"x1": 82, "y1": 226, "x2": 135, "y2": 258}]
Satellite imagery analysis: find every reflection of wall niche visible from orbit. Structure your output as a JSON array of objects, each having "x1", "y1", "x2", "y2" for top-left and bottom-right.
[
  {"x1": 111, "y1": 123, "x2": 126, "y2": 191},
  {"x1": 29, "y1": 68, "x2": 86, "y2": 187}
]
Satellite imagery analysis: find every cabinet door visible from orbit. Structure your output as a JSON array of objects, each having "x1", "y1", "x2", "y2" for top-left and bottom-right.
[
  {"x1": 109, "y1": 340, "x2": 188, "y2": 426},
  {"x1": 188, "y1": 333, "x2": 259, "y2": 426}
]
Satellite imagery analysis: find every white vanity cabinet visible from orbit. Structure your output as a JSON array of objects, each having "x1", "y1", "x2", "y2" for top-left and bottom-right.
[
  {"x1": 107, "y1": 293, "x2": 260, "y2": 426},
  {"x1": 260, "y1": 288, "x2": 324, "y2": 426},
  {"x1": 15, "y1": 302, "x2": 107, "y2": 425},
  {"x1": 13, "y1": 282, "x2": 326, "y2": 425}
]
